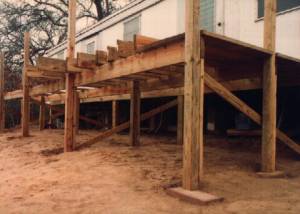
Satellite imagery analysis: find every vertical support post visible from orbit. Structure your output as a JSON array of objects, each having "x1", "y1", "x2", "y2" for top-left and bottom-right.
[
  {"x1": 22, "y1": 32, "x2": 30, "y2": 137},
  {"x1": 112, "y1": 100, "x2": 119, "y2": 128},
  {"x1": 183, "y1": 0, "x2": 204, "y2": 190},
  {"x1": 177, "y1": 95, "x2": 184, "y2": 144},
  {"x1": 39, "y1": 96, "x2": 46, "y2": 130},
  {"x1": 0, "y1": 52, "x2": 5, "y2": 132},
  {"x1": 64, "y1": 0, "x2": 76, "y2": 152},
  {"x1": 74, "y1": 91, "x2": 80, "y2": 134},
  {"x1": 262, "y1": 0, "x2": 277, "y2": 172},
  {"x1": 130, "y1": 81, "x2": 141, "y2": 146},
  {"x1": 49, "y1": 107, "x2": 53, "y2": 126}
]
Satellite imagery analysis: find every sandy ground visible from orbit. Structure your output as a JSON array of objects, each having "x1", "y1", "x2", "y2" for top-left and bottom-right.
[{"x1": 0, "y1": 128, "x2": 300, "y2": 214}]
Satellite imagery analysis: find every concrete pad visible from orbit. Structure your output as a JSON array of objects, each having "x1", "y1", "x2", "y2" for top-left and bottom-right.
[
  {"x1": 166, "y1": 187, "x2": 224, "y2": 205},
  {"x1": 256, "y1": 171, "x2": 286, "y2": 178}
]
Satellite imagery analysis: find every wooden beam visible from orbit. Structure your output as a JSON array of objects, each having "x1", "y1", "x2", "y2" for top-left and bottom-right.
[
  {"x1": 107, "y1": 46, "x2": 118, "y2": 62},
  {"x1": 117, "y1": 40, "x2": 135, "y2": 58},
  {"x1": 77, "y1": 52, "x2": 96, "y2": 68},
  {"x1": 262, "y1": 0, "x2": 277, "y2": 172},
  {"x1": 77, "y1": 99, "x2": 178, "y2": 150},
  {"x1": 64, "y1": 0, "x2": 76, "y2": 152},
  {"x1": 183, "y1": 0, "x2": 204, "y2": 190},
  {"x1": 37, "y1": 57, "x2": 66, "y2": 73},
  {"x1": 39, "y1": 96, "x2": 46, "y2": 130},
  {"x1": 204, "y1": 73, "x2": 300, "y2": 155},
  {"x1": 96, "y1": 50, "x2": 108, "y2": 65},
  {"x1": 133, "y1": 35, "x2": 158, "y2": 50},
  {"x1": 177, "y1": 95, "x2": 183, "y2": 144},
  {"x1": 22, "y1": 32, "x2": 30, "y2": 137},
  {"x1": 130, "y1": 81, "x2": 141, "y2": 146},
  {"x1": 112, "y1": 100, "x2": 119, "y2": 128},
  {"x1": 0, "y1": 52, "x2": 5, "y2": 132}
]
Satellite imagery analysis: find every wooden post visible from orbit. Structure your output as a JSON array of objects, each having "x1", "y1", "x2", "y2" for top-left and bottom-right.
[
  {"x1": 74, "y1": 91, "x2": 80, "y2": 134},
  {"x1": 64, "y1": 0, "x2": 76, "y2": 152},
  {"x1": 0, "y1": 52, "x2": 5, "y2": 132},
  {"x1": 22, "y1": 32, "x2": 30, "y2": 137},
  {"x1": 39, "y1": 96, "x2": 46, "y2": 130},
  {"x1": 112, "y1": 100, "x2": 119, "y2": 128},
  {"x1": 183, "y1": 0, "x2": 204, "y2": 190},
  {"x1": 177, "y1": 95, "x2": 183, "y2": 144},
  {"x1": 130, "y1": 81, "x2": 141, "y2": 146},
  {"x1": 262, "y1": 0, "x2": 277, "y2": 172}
]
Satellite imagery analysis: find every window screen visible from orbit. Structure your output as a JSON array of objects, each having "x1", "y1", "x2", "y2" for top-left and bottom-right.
[
  {"x1": 124, "y1": 16, "x2": 140, "y2": 41},
  {"x1": 56, "y1": 50, "x2": 64, "y2": 59},
  {"x1": 87, "y1": 41, "x2": 95, "y2": 54},
  {"x1": 258, "y1": 0, "x2": 300, "y2": 18}
]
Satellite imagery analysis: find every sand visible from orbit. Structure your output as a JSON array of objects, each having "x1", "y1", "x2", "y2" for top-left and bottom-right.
[{"x1": 0, "y1": 128, "x2": 300, "y2": 213}]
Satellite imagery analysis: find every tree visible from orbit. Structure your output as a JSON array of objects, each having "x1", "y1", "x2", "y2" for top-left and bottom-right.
[{"x1": 0, "y1": 0, "x2": 122, "y2": 127}]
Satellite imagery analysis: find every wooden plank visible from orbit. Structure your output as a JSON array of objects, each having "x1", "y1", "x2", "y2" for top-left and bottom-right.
[
  {"x1": 39, "y1": 96, "x2": 46, "y2": 130},
  {"x1": 117, "y1": 40, "x2": 135, "y2": 58},
  {"x1": 133, "y1": 34, "x2": 158, "y2": 50},
  {"x1": 107, "y1": 46, "x2": 119, "y2": 62},
  {"x1": 227, "y1": 129, "x2": 261, "y2": 137},
  {"x1": 204, "y1": 73, "x2": 300, "y2": 155},
  {"x1": 22, "y1": 32, "x2": 30, "y2": 137},
  {"x1": 96, "y1": 50, "x2": 108, "y2": 65},
  {"x1": 64, "y1": 0, "x2": 76, "y2": 152},
  {"x1": 183, "y1": 0, "x2": 204, "y2": 190},
  {"x1": 177, "y1": 95, "x2": 183, "y2": 144},
  {"x1": 166, "y1": 187, "x2": 223, "y2": 205},
  {"x1": 77, "y1": 99, "x2": 178, "y2": 150},
  {"x1": 262, "y1": 0, "x2": 277, "y2": 172},
  {"x1": 0, "y1": 53, "x2": 5, "y2": 132},
  {"x1": 77, "y1": 52, "x2": 96, "y2": 68},
  {"x1": 130, "y1": 81, "x2": 141, "y2": 146},
  {"x1": 37, "y1": 57, "x2": 66, "y2": 73}
]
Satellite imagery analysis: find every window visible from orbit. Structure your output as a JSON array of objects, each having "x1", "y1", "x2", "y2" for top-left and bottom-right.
[
  {"x1": 124, "y1": 16, "x2": 140, "y2": 41},
  {"x1": 87, "y1": 41, "x2": 95, "y2": 54},
  {"x1": 200, "y1": 0, "x2": 215, "y2": 32},
  {"x1": 56, "y1": 50, "x2": 64, "y2": 59},
  {"x1": 258, "y1": 0, "x2": 300, "y2": 18}
]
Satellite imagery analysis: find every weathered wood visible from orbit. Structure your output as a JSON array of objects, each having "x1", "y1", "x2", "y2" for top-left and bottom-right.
[
  {"x1": 74, "y1": 91, "x2": 80, "y2": 134},
  {"x1": 183, "y1": 0, "x2": 204, "y2": 190},
  {"x1": 112, "y1": 100, "x2": 119, "y2": 128},
  {"x1": 37, "y1": 57, "x2": 66, "y2": 73},
  {"x1": 96, "y1": 50, "x2": 108, "y2": 65},
  {"x1": 64, "y1": 73, "x2": 76, "y2": 152},
  {"x1": 77, "y1": 52, "x2": 96, "y2": 68},
  {"x1": 117, "y1": 40, "x2": 135, "y2": 58},
  {"x1": 130, "y1": 81, "x2": 141, "y2": 146},
  {"x1": 177, "y1": 95, "x2": 183, "y2": 144},
  {"x1": 64, "y1": 0, "x2": 76, "y2": 152},
  {"x1": 204, "y1": 73, "x2": 300, "y2": 155},
  {"x1": 133, "y1": 34, "x2": 158, "y2": 50},
  {"x1": 166, "y1": 187, "x2": 223, "y2": 205},
  {"x1": 262, "y1": 0, "x2": 277, "y2": 172},
  {"x1": 77, "y1": 99, "x2": 178, "y2": 150},
  {"x1": 107, "y1": 46, "x2": 119, "y2": 62},
  {"x1": 0, "y1": 53, "x2": 5, "y2": 132},
  {"x1": 22, "y1": 32, "x2": 30, "y2": 137},
  {"x1": 39, "y1": 96, "x2": 46, "y2": 130}
]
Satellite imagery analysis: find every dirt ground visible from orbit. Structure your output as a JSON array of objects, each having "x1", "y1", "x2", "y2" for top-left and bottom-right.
[{"x1": 0, "y1": 128, "x2": 300, "y2": 214}]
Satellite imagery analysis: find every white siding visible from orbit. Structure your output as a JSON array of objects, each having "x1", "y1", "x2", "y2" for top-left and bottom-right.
[
  {"x1": 141, "y1": 0, "x2": 178, "y2": 39},
  {"x1": 47, "y1": 0, "x2": 300, "y2": 59},
  {"x1": 221, "y1": 0, "x2": 300, "y2": 58}
]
